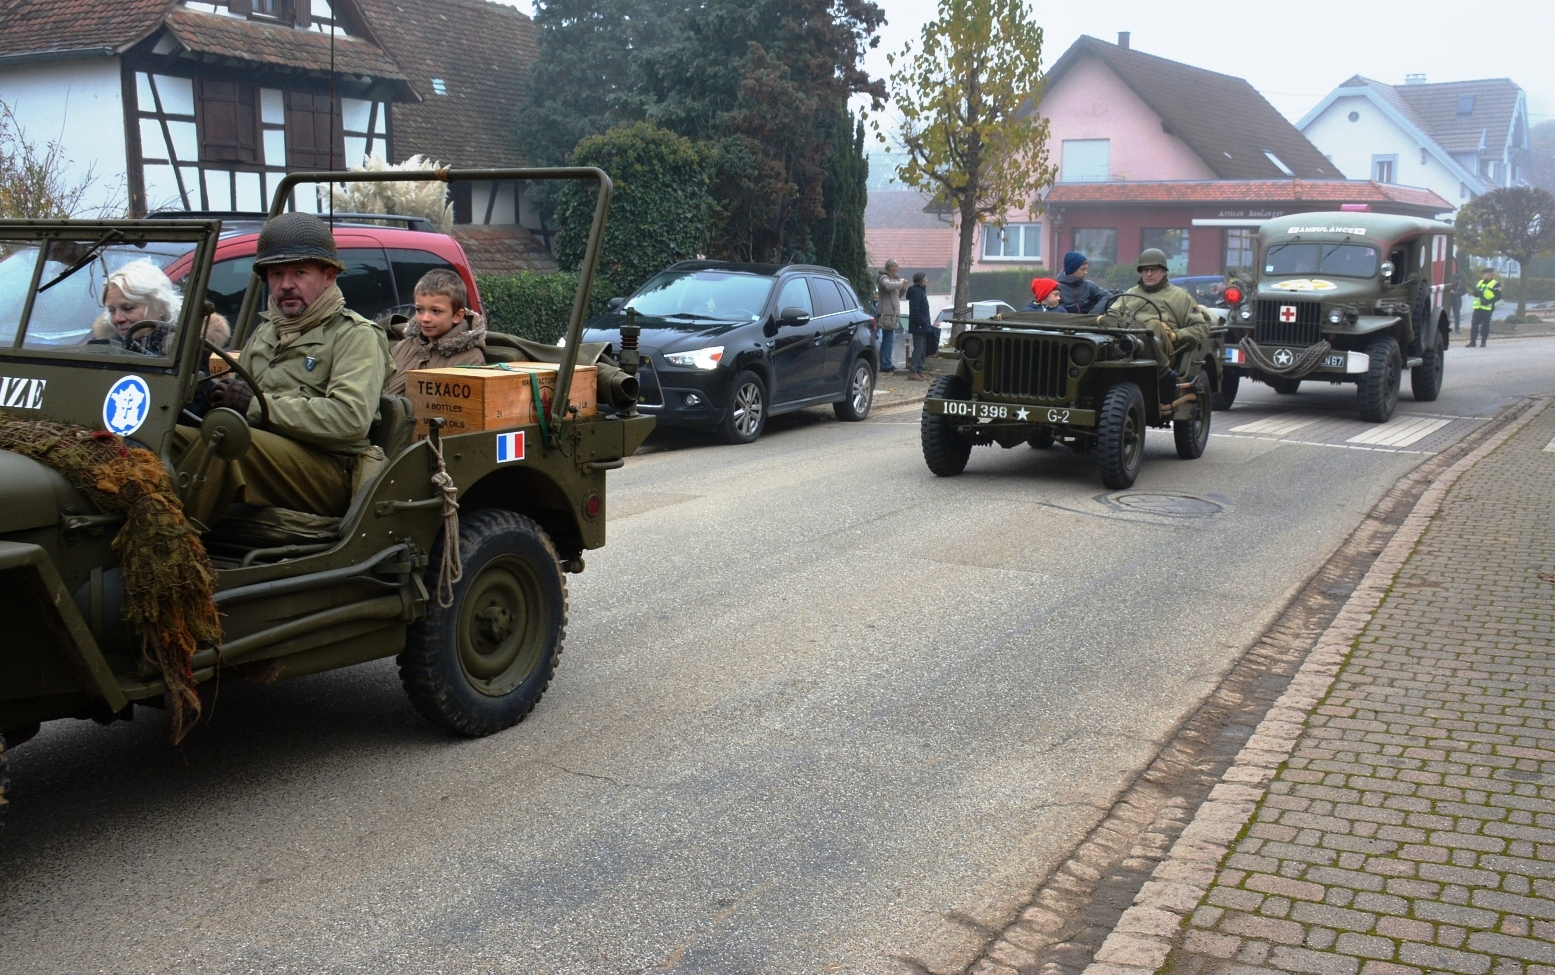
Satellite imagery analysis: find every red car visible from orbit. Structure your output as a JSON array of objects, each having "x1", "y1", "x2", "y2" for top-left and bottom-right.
[{"x1": 162, "y1": 215, "x2": 481, "y2": 331}]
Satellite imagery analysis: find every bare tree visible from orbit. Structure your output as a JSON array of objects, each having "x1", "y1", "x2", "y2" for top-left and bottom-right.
[
  {"x1": 0, "y1": 101, "x2": 109, "y2": 219},
  {"x1": 1455, "y1": 186, "x2": 1555, "y2": 317}
]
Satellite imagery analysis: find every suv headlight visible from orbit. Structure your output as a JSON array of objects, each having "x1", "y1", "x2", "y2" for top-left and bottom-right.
[{"x1": 664, "y1": 345, "x2": 724, "y2": 370}]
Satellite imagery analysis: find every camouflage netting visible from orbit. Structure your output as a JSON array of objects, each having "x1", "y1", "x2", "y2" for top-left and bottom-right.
[{"x1": 0, "y1": 417, "x2": 220, "y2": 743}]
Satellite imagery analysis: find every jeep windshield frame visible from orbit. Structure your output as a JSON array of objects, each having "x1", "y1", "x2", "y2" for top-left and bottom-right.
[
  {"x1": 0, "y1": 220, "x2": 221, "y2": 375},
  {"x1": 245, "y1": 168, "x2": 613, "y2": 436}
]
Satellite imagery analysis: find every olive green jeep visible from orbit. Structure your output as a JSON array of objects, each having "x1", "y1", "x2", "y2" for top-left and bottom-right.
[
  {"x1": 921, "y1": 295, "x2": 1228, "y2": 489},
  {"x1": 0, "y1": 168, "x2": 652, "y2": 837},
  {"x1": 1215, "y1": 212, "x2": 1454, "y2": 421}
]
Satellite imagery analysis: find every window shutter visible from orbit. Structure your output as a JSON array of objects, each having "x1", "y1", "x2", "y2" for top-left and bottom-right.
[
  {"x1": 229, "y1": 0, "x2": 252, "y2": 15},
  {"x1": 197, "y1": 80, "x2": 259, "y2": 163},
  {"x1": 294, "y1": 0, "x2": 312, "y2": 28}
]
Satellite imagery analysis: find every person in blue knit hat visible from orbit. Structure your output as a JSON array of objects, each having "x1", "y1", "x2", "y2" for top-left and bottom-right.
[{"x1": 1057, "y1": 250, "x2": 1109, "y2": 314}]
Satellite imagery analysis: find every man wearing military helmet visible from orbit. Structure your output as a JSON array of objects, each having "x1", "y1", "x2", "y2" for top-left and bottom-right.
[
  {"x1": 175, "y1": 211, "x2": 395, "y2": 528},
  {"x1": 1115, "y1": 248, "x2": 1211, "y2": 407}
]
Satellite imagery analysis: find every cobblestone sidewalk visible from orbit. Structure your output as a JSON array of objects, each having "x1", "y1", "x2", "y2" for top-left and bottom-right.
[{"x1": 1089, "y1": 398, "x2": 1555, "y2": 975}]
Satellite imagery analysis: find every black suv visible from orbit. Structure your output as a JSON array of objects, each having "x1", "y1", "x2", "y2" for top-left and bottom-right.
[{"x1": 582, "y1": 261, "x2": 880, "y2": 443}]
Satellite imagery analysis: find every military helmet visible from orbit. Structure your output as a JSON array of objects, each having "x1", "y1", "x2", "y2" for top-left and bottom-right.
[
  {"x1": 1136, "y1": 248, "x2": 1170, "y2": 271},
  {"x1": 253, "y1": 212, "x2": 347, "y2": 272}
]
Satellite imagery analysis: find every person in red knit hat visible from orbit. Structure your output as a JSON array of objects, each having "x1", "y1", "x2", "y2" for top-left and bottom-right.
[{"x1": 1025, "y1": 277, "x2": 1063, "y2": 312}]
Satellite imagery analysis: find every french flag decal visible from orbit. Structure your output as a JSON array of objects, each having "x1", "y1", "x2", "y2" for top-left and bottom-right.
[{"x1": 496, "y1": 430, "x2": 525, "y2": 463}]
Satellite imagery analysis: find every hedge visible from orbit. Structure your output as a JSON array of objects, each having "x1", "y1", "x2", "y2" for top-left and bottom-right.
[{"x1": 477, "y1": 271, "x2": 608, "y2": 345}]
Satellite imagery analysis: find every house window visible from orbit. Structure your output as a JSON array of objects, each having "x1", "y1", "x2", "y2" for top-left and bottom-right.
[
  {"x1": 197, "y1": 80, "x2": 259, "y2": 164},
  {"x1": 981, "y1": 222, "x2": 1042, "y2": 261},
  {"x1": 1061, "y1": 140, "x2": 1110, "y2": 182},
  {"x1": 1372, "y1": 155, "x2": 1397, "y2": 183},
  {"x1": 1140, "y1": 228, "x2": 1189, "y2": 275},
  {"x1": 1457, "y1": 94, "x2": 1475, "y2": 117},
  {"x1": 1225, "y1": 229, "x2": 1255, "y2": 273},
  {"x1": 1072, "y1": 229, "x2": 1117, "y2": 268},
  {"x1": 1262, "y1": 150, "x2": 1294, "y2": 177}
]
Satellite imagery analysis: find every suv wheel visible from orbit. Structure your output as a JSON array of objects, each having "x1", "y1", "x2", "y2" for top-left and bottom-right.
[
  {"x1": 399, "y1": 509, "x2": 566, "y2": 736},
  {"x1": 1096, "y1": 382, "x2": 1146, "y2": 489},
  {"x1": 1173, "y1": 373, "x2": 1212, "y2": 460},
  {"x1": 1357, "y1": 334, "x2": 1402, "y2": 422},
  {"x1": 833, "y1": 357, "x2": 874, "y2": 421},
  {"x1": 1267, "y1": 377, "x2": 1301, "y2": 395},
  {"x1": 921, "y1": 373, "x2": 973, "y2": 476},
  {"x1": 717, "y1": 370, "x2": 767, "y2": 444},
  {"x1": 1411, "y1": 332, "x2": 1445, "y2": 402},
  {"x1": 1211, "y1": 369, "x2": 1239, "y2": 411}
]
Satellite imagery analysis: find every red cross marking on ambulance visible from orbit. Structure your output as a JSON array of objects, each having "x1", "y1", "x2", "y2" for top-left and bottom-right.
[{"x1": 1279, "y1": 305, "x2": 1298, "y2": 323}]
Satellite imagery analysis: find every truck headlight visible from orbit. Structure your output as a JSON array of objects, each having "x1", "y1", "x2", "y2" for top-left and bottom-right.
[
  {"x1": 664, "y1": 346, "x2": 724, "y2": 370},
  {"x1": 1238, "y1": 305, "x2": 1253, "y2": 321},
  {"x1": 1327, "y1": 307, "x2": 1345, "y2": 325}
]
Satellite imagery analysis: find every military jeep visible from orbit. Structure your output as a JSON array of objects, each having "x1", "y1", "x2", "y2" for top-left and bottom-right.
[
  {"x1": 0, "y1": 168, "x2": 652, "y2": 836},
  {"x1": 1215, "y1": 212, "x2": 1454, "y2": 421},
  {"x1": 921, "y1": 296, "x2": 1228, "y2": 489}
]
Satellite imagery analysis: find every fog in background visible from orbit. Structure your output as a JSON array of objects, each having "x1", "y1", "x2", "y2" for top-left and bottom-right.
[{"x1": 493, "y1": 0, "x2": 1552, "y2": 129}]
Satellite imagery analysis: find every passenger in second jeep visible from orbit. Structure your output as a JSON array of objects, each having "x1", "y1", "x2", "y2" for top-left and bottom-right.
[{"x1": 387, "y1": 269, "x2": 489, "y2": 396}]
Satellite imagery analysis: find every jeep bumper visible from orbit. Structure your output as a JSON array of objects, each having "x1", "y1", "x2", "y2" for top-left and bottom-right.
[{"x1": 924, "y1": 398, "x2": 1098, "y2": 428}]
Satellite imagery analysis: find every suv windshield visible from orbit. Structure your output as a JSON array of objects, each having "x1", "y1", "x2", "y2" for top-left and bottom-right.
[
  {"x1": 626, "y1": 270, "x2": 774, "y2": 322},
  {"x1": 1264, "y1": 242, "x2": 1379, "y2": 278},
  {"x1": 0, "y1": 234, "x2": 205, "y2": 362}
]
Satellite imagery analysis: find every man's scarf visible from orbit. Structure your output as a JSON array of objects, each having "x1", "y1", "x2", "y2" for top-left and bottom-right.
[{"x1": 265, "y1": 284, "x2": 346, "y2": 353}]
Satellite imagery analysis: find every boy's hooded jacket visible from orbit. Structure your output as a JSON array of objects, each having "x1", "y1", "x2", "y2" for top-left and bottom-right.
[{"x1": 386, "y1": 313, "x2": 489, "y2": 396}]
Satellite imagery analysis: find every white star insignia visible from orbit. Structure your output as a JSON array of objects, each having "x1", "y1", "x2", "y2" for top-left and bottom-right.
[{"x1": 1015, "y1": 408, "x2": 1030, "y2": 421}]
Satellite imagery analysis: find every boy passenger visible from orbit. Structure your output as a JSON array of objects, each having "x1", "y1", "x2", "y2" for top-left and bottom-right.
[{"x1": 386, "y1": 269, "x2": 489, "y2": 396}]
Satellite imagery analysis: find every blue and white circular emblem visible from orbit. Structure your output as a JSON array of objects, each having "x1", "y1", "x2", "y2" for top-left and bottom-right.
[{"x1": 103, "y1": 375, "x2": 151, "y2": 437}]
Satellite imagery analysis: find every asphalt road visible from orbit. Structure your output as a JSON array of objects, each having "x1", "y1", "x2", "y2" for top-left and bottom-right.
[{"x1": 5, "y1": 336, "x2": 1553, "y2": 975}]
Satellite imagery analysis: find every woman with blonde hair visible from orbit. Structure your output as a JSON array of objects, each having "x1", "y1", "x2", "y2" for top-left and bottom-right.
[{"x1": 89, "y1": 259, "x2": 228, "y2": 351}]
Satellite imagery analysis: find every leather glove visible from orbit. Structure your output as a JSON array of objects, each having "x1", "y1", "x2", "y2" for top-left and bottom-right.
[{"x1": 210, "y1": 378, "x2": 255, "y2": 415}]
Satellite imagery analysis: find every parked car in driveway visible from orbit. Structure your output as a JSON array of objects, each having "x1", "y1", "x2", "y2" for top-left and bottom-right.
[{"x1": 581, "y1": 261, "x2": 880, "y2": 443}]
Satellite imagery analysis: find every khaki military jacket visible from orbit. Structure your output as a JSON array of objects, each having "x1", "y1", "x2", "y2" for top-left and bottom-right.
[
  {"x1": 243, "y1": 308, "x2": 395, "y2": 454},
  {"x1": 1119, "y1": 281, "x2": 1211, "y2": 374}
]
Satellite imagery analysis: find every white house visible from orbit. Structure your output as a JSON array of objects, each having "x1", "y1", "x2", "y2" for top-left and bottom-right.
[{"x1": 1297, "y1": 75, "x2": 1530, "y2": 217}]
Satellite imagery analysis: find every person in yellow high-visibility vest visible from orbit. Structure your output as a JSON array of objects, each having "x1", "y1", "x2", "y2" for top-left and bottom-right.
[{"x1": 1468, "y1": 267, "x2": 1502, "y2": 348}]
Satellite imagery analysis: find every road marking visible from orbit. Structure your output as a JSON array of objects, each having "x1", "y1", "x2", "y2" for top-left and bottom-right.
[
  {"x1": 1212, "y1": 433, "x2": 1435, "y2": 455},
  {"x1": 1229, "y1": 416, "x2": 1321, "y2": 436},
  {"x1": 1345, "y1": 416, "x2": 1451, "y2": 447}
]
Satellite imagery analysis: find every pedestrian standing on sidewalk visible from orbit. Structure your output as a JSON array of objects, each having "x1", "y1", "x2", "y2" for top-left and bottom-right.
[
  {"x1": 1468, "y1": 266, "x2": 1501, "y2": 347},
  {"x1": 906, "y1": 272, "x2": 935, "y2": 380},
  {"x1": 1057, "y1": 251, "x2": 1109, "y2": 314},
  {"x1": 876, "y1": 260, "x2": 908, "y2": 373}
]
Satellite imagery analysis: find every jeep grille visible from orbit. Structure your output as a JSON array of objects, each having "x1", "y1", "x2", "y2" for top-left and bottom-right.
[
  {"x1": 981, "y1": 334, "x2": 1071, "y2": 401},
  {"x1": 1254, "y1": 300, "x2": 1323, "y2": 347}
]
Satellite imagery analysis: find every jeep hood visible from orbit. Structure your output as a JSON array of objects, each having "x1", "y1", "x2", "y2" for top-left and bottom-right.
[{"x1": 0, "y1": 449, "x2": 96, "y2": 535}]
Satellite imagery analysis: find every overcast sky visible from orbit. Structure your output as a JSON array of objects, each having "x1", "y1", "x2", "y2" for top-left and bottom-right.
[{"x1": 493, "y1": 0, "x2": 1553, "y2": 126}]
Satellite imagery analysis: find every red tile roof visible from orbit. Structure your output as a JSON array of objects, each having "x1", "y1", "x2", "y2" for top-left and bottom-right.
[
  {"x1": 353, "y1": 0, "x2": 537, "y2": 168},
  {"x1": 1045, "y1": 180, "x2": 1450, "y2": 214},
  {"x1": 453, "y1": 225, "x2": 558, "y2": 277},
  {"x1": 866, "y1": 228, "x2": 956, "y2": 269},
  {"x1": 0, "y1": 0, "x2": 172, "y2": 59},
  {"x1": 162, "y1": 7, "x2": 407, "y2": 86},
  {"x1": 1044, "y1": 37, "x2": 1337, "y2": 181}
]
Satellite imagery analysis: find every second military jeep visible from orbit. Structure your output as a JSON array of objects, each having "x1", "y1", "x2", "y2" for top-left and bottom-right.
[
  {"x1": 921, "y1": 296, "x2": 1228, "y2": 489},
  {"x1": 0, "y1": 167, "x2": 652, "y2": 838},
  {"x1": 1215, "y1": 212, "x2": 1454, "y2": 422}
]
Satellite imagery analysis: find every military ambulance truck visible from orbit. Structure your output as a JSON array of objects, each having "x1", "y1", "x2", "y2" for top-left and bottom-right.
[{"x1": 1216, "y1": 212, "x2": 1453, "y2": 422}]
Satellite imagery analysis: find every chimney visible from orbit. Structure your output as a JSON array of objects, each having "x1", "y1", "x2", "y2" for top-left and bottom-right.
[
  {"x1": 1404, "y1": 73, "x2": 1426, "y2": 85},
  {"x1": 1117, "y1": 31, "x2": 1131, "y2": 49}
]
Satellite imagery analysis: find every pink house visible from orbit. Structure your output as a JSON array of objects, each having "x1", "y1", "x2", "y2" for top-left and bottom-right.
[{"x1": 969, "y1": 34, "x2": 1349, "y2": 279}]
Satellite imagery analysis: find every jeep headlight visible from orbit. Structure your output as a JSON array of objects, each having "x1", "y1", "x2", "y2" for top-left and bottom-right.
[
  {"x1": 1070, "y1": 342, "x2": 1095, "y2": 366},
  {"x1": 664, "y1": 345, "x2": 724, "y2": 370},
  {"x1": 961, "y1": 335, "x2": 984, "y2": 359}
]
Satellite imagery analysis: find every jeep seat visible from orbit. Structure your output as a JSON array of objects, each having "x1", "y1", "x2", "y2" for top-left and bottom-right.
[{"x1": 370, "y1": 394, "x2": 415, "y2": 457}]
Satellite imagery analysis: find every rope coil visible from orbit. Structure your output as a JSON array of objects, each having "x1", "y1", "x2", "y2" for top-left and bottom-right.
[
  {"x1": 1238, "y1": 336, "x2": 1332, "y2": 379},
  {"x1": 427, "y1": 435, "x2": 462, "y2": 608}
]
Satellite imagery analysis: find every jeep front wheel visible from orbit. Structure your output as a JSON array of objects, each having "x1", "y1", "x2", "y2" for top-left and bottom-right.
[
  {"x1": 1097, "y1": 382, "x2": 1146, "y2": 489},
  {"x1": 921, "y1": 374, "x2": 973, "y2": 476},
  {"x1": 399, "y1": 509, "x2": 566, "y2": 736}
]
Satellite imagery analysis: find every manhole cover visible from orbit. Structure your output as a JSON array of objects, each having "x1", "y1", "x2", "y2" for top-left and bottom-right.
[{"x1": 1109, "y1": 493, "x2": 1223, "y2": 516}]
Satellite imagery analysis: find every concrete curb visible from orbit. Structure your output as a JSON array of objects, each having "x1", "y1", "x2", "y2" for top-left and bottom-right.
[{"x1": 1078, "y1": 393, "x2": 1555, "y2": 975}]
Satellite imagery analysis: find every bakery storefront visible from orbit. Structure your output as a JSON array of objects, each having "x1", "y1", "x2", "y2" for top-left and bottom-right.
[{"x1": 1042, "y1": 180, "x2": 1451, "y2": 279}]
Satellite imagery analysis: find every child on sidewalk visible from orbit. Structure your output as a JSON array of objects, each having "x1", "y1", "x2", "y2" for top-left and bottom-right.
[{"x1": 387, "y1": 269, "x2": 489, "y2": 396}]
